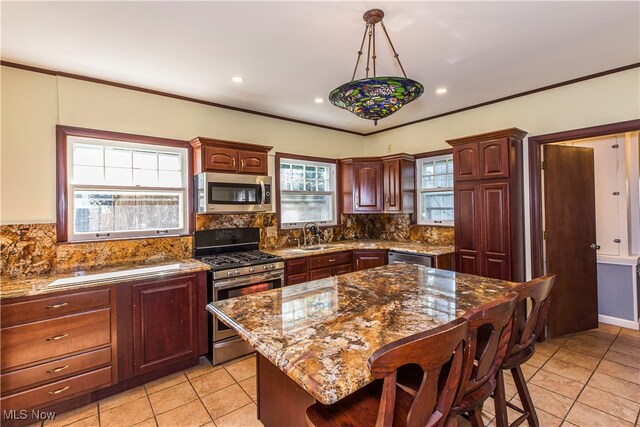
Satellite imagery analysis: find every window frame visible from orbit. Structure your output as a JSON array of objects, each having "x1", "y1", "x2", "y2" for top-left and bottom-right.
[
  {"x1": 415, "y1": 150, "x2": 455, "y2": 226},
  {"x1": 56, "y1": 125, "x2": 193, "y2": 242},
  {"x1": 275, "y1": 152, "x2": 340, "y2": 230}
]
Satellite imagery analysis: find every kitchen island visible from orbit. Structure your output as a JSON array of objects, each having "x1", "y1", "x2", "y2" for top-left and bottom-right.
[{"x1": 207, "y1": 263, "x2": 517, "y2": 426}]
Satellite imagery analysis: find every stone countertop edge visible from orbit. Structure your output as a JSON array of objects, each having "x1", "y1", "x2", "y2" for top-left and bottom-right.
[
  {"x1": 207, "y1": 301, "x2": 330, "y2": 403},
  {"x1": 0, "y1": 259, "x2": 211, "y2": 300},
  {"x1": 263, "y1": 239, "x2": 455, "y2": 259}
]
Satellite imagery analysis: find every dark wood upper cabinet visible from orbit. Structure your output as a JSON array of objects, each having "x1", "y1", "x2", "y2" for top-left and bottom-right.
[
  {"x1": 191, "y1": 137, "x2": 272, "y2": 175},
  {"x1": 453, "y1": 144, "x2": 479, "y2": 181},
  {"x1": 480, "y1": 139, "x2": 510, "y2": 179},
  {"x1": 238, "y1": 150, "x2": 268, "y2": 175},
  {"x1": 447, "y1": 128, "x2": 526, "y2": 282},
  {"x1": 353, "y1": 161, "x2": 383, "y2": 212},
  {"x1": 340, "y1": 154, "x2": 415, "y2": 214},
  {"x1": 131, "y1": 274, "x2": 200, "y2": 376},
  {"x1": 203, "y1": 146, "x2": 237, "y2": 173}
]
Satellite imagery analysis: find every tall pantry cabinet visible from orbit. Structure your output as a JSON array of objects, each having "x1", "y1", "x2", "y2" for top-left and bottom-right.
[{"x1": 447, "y1": 128, "x2": 527, "y2": 282}]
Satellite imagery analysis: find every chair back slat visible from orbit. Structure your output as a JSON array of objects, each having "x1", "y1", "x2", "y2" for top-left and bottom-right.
[
  {"x1": 369, "y1": 318, "x2": 468, "y2": 427},
  {"x1": 509, "y1": 274, "x2": 555, "y2": 355},
  {"x1": 456, "y1": 293, "x2": 518, "y2": 402}
]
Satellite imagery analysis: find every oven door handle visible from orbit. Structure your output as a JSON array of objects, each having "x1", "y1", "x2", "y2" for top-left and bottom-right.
[{"x1": 214, "y1": 271, "x2": 283, "y2": 289}]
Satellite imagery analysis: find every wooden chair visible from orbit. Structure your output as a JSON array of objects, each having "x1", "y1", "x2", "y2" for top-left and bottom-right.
[
  {"x1": 306, "y1": 318, "x2": 469, "y2": 427},
  {"x1": 493, "y1": 275, "x2": 556, "y2": 427},
  {"x1": 447, "y1": 293, "x2": 519, "y2": 427}
]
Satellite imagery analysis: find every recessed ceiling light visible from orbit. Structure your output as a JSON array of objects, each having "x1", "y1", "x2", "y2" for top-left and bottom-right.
[
  {"x1": 231, "y1": 76, "x2": 244, "y2": 83},
  {"x1": 436, "y1": 87, "x2": 448, "y2": 95},
  {"x1": 314, "y1": 98, "x2": 324, "y2": 104}
]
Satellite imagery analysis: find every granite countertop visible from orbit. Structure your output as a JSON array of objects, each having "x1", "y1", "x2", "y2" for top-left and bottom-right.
[
  {"x1": 0, "y1": 259, "x2": 211, "y2": 300},
  {"x1": 208, "y1": 263, "x2": 516, "y2": 405},
  {"x1": 264, "y1": 239, "x2": 455, "y2": 259}
]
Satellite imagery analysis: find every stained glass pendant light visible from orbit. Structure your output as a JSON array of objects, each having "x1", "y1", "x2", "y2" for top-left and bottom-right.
[{"x1": 329, "y1": 9, "x2": 424, "y2": 126}]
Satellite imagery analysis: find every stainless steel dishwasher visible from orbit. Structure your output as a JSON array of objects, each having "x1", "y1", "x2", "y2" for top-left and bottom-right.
[{"x1": 388, "y1": 250, "x2": 433, "y2": 267}]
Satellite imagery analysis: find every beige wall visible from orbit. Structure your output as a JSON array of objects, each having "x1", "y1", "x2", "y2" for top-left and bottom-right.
[
  {"x1": 0, "y1": 66, "x2": 365, "y2": 224},
  {"x1": 2, "y1": 66, "x2": 639, "y2": 226},
  {"x1": 364, "y1": 68, "x2": 640, "y2": 156}
]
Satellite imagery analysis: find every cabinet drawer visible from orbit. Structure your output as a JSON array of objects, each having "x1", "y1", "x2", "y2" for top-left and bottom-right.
[
  {"x1": 1, "y1": 347, "x2": 111, "y2": 394},
  {"x1": 286, "y1": 273, "x2": 308, "y2": 286},
  {"x1": 309, "y1": 268, "x2": 333, "y2": 281},
  {"x1": 286, "y1": 258, "x2": 308, "y2": 276},
  {"x1": 1, "y1": 309, "x2": 111, "y2": 370},
  {"x1": 1, "y1": 366, "x2": 111, "y2": 411},
  {"x1": 1, "y1": 288, "x2": 110, "y2": 327},
  {"x1": 334, "y1": 264, "x2": 353, "y2": 276},
  {"x1": 309, "y1": 252, "x2": 352, "y2": 270}
]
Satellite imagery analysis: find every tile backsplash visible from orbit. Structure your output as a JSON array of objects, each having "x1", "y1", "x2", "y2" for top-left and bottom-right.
[{"x1": 1, "y1": 214, "x2": 453, "y2": 278}]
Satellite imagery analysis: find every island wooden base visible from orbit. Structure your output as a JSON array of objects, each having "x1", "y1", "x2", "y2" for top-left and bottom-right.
[{"x1": 256, "y1": 353, "x2": 316, "y2": 427}]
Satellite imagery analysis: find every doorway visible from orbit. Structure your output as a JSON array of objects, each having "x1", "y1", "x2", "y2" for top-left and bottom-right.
[{"x1": 529, "y1": 120, "x2": 640, "y2": 337}]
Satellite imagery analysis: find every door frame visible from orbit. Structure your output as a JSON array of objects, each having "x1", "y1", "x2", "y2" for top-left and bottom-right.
[{"x1": 528, "y1": 119, "x2": 640, "y2": 278}]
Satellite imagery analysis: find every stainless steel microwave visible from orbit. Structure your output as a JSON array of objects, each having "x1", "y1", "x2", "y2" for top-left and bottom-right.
[{"x1": 195, "y1": 173, "x2": 272, "y2": 213}]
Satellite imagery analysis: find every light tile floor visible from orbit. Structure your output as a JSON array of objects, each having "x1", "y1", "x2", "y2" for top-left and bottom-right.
[{"x1": 34, "y1": 323, "x2": 639, "y2": 427}]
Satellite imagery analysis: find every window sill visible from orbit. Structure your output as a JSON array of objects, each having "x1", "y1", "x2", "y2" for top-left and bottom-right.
[
  {"x1": 59, "y1": 233, "x2": 192, "y2": 245},
  {"x1": 415, "y1": 223, "x2": 454, "y2": 228}
]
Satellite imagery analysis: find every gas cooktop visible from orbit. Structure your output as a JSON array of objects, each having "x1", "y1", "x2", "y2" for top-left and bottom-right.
[{"x1": 199, "y1": 250, "x2": 282, "y2": 271}]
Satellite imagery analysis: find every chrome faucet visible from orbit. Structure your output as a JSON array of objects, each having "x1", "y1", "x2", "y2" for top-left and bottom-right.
[{"x1": 303, "y1": 222, "x2": 319, "y2": 246}]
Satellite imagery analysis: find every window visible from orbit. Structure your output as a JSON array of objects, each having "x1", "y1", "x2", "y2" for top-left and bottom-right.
[
  {"x1": 417, "y1": 154, "x2": 454, "y2": 225},
  {"x1": 58, "y1": 126, "x2": 190, "y2": 241},
  {"x1": 277, "y1": 155, "x2": 337, "y2": 228}
]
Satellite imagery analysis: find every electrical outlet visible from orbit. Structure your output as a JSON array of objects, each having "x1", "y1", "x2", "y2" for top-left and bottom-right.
[
  {"x1": 266, "y1": 226, "x2": 277, "y2": 238},
  {"x1": 387, "y1": 144, "x2": 392, "y2": 153}
]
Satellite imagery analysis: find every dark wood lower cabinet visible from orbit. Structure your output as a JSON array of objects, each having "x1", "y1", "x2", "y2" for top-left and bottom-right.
[
  {"x1": 353, "y1": 250, "x2": 388, "y2": 271},
  {"x1": 132, "y1": 275, "x2": 199, "y2": 375},
  {"x1": 0, "y1": 271, "x2": 208, "y2": 426}
]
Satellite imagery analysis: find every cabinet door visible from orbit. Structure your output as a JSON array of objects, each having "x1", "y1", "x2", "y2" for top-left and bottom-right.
[
  {"x1": 353, "y1": 162, "x2": 383, "y2": 212},
  {"x1": 454, "y1": 184, "x2": 482, "y2": 275},
  {"x1": 238, "y1": 150, "x2": 268, "y2": 175},
  {"x1": 132, "y1": 275, "x2": 197, "y2": 375},
  {"x1": 481, "y1": 182, "x2": 511, "y2": 280},
  {"x1": 354, "y1": 250, "x2": 388, "y2": 271},
  {"x1": 480, "y1": 139, "x2": 509, "y2": 179},
  {"x1": 204, "y1": 146, "x2": 238, "y2": 172},
  {"x1": 453, "y1": 143, "x2": 479, "y2": 181},
  {"x1": 309, "y1": 268, "x2": 333, "y2": 281},
  {"x1": 383, "y1": 159, "x2": 401, "y2": 212}
]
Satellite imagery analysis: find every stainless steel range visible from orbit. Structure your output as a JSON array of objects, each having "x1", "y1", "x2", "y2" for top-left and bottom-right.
[{"x1": 195, "y1": 228, "x2": 284, "y2": 364}]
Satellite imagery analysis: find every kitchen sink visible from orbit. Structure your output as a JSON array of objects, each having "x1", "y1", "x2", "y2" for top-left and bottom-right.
[{"x1": 290, "y1": 245, "x2": 331, "y2": 252}]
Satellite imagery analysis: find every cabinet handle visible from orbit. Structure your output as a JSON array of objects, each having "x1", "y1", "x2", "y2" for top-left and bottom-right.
[
  {"x1": 328, "y1": 259, "x2": 336, "y2": 263},
  {"x1": 231, "y1": 158, "x2": 236, "y2": 167},
  {"x1": 47, "y1": 386, "x2": 70, "y2": 395},
  {"x1": 46, "y1": 365, "x2": 70, "y2": 374},
  {"x1": 45, "y1": 302, "x2": 68, "y2": 309},
  {"x1": 356, "y1": 259, "x2": 360, "y2": 268},
  {"x1": 240, "y1": 159, "x2": 244, "y2": 169},
  {"x1": 46, "y1": 333, "x2": 69, "y2": 342}
]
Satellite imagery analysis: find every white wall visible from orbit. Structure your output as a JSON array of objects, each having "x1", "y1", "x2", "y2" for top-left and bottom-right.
[{"x1": 0, "y1": 66, "x2": 365, "y2": 224}]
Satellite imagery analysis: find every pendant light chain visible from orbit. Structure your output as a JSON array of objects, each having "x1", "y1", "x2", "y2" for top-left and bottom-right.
[
  {"x1": 380, "y1": 21, "x2": 408, "y2": 78},
  {"x1": 351, "y1": 26, "x2": 369, "y2": 81},
  {"x1": 365, "y1": 23, "x2": 373, "y2": 78},
  {"x1": 372, "y1": 21, "x2": 377, "y2": 77}
]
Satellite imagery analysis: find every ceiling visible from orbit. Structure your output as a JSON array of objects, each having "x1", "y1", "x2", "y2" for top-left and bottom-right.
[{"x1": 2, "y1": 1, "x2": 639, "y2": 134}]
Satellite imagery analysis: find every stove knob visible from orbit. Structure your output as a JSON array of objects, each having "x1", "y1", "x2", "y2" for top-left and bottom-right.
[
  {"x1": 263, "y1": 265, "x2": 268, "y2": 271},
  {"x1": 269, "y1": 264, "x2": 275, "y2": 270},
  {"x1": 234, "y1": 269, "x2": 240, "y2": 276},
  {"x1": 249, "y1": 267, "x2": 255, "y2": 273},
  {"x1": 227, "y1": 271, "x2": 232, "y2": 277}
]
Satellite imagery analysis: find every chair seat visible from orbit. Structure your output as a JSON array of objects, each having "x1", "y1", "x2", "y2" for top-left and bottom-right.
[
  {"x1": 500, "y1": 344, "x2": 535, "y2": 370},
  {"x1": 306, "y1": 380, "x2": 414, "y2": 427}
]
